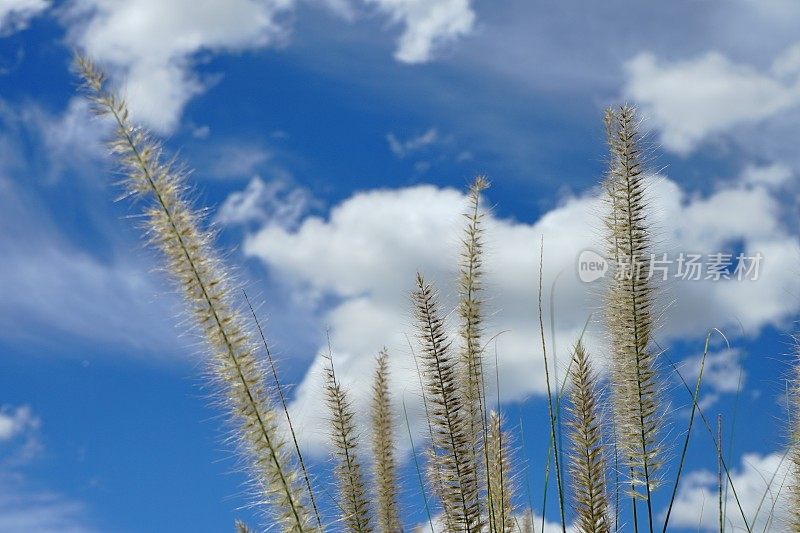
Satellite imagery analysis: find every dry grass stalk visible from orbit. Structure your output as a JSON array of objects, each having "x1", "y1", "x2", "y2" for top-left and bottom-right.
[
  {"x1": 567, "y1": 340, "x2": 610, "y2": 533},
  {"x1": 76, "y1": 56, "x2": 314, "y2": 532},
  {"x1": 413, "y1": 274, "x2": 482, "y2": 533},
  {"x1": 603, "y1": 105, "x2": 663, "y2": 529},
  {"x1": 370, "y1": 350, "x2": 402, "y2": 533},
  {"x1": 324, "y1": 354, "x2": 373, "y2": 533}
]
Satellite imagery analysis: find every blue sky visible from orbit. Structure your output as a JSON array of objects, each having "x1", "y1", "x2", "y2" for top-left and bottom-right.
[{"x1": 1, "y1": 0, "x2": 800, "y2": 531}]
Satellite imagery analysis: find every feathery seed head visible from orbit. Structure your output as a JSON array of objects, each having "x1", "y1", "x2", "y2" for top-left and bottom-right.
[
  {"x1": 413, "y1": 274, "x2": 482, "y2": 533},
  {"x1": 75, "y1": 55, "x2": 314, "y2": 532},
  {"x1": 486, "y1": 411, "x2": 515, "y2": 533},
  {"x1": 603, "y1": 105, "x2": 665, "y2": 500},
  {"x1": 324, "y1": 354, "x2": 373, "y2": 533},
  {"x1": 567, "y1": 340, "x2": 611, "y2": 533},
  {"x1": 370, "y1": 350, "x2": 402, "y2": 533}
]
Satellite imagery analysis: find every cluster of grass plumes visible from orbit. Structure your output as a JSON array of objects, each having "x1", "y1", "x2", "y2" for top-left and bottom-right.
[{"x1": 77, "y1": 54, "x2": 800, "y2": 533}]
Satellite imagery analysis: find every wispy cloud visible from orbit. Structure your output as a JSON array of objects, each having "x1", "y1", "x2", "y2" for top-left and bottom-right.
[
  {"x1": 0, "y1": 99, "x2": 180, "y2": 357},
  {"x1": 0, "y1": 0, "x2": 49, "y2": 35},
  {"x1": 386, "y1": 127, "x2": 439, "y2": 158},
  {"x1": 216, "y1": 176, "x2": 316, "y2": 229},
  {"x1": 0, "y1": 407, "x2": 95, "y2": 533}
]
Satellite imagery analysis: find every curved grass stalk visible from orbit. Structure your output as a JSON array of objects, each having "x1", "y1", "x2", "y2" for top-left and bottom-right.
[
  {"x1": 667, "y1": 356, "x2": 751, "y2": 532},
  {"x1": 244, "y1": 291, "x2": 322, "y2": 529},
  {"x1": 537, "y1": 237, "x2": 567, "y2": 533}
]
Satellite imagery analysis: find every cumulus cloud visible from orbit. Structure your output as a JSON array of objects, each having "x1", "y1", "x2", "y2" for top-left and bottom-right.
[
  {"x1": 0, "y1": 0, "x2": 49, "y2": 35},
  {"x1": 624, "y1": 45, "x2": 800, "y2": 155},
  {"x1": 364, "y1": 0, "x2": 475, "y2": 63},
  {"x1": 665, "y1": 451, "x2": 791, "y2": 530},
  {"x1": 64, "y1": 0, "x2": 294, "y2": 132},
  {"x1": 236, "y1": 168, "x2": 800, "y2": 454}
]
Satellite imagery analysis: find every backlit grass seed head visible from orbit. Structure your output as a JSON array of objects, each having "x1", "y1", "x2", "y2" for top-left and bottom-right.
[
  {"x1": 486, "y1": 411, "x2": 514, "y2": 533},
  {"x1": 603, "y1": 105, "x2": 664, "y2": 499},
  {"x1": 324, "y1": 355, "x2": 373, "y2": 533},
  {"x1": 413, "y1": 274, "x2": 482, "y2": 533},
  {"x1": 567, "y1": 340, "x2": 610, "y2": 533},
  {"x1": 75, "y1": 55, "x2": 314, "y2": 532},
  {"x1": 789, "y1": 343, "x2": 800, "y2": 532},
  {"x1": 458, "y1": 176, "x2": 489, "y2": 507},
  {"x1": 371, "y1": 350, "x2": 402, "y2": 533}
]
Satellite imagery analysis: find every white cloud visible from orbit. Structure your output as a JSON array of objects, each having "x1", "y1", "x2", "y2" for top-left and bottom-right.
[
  {"x1": 216, "y1": 176, "x2": 315, "y2": 229},
  {"x1": 205, "y1": 143, "x2": 271, "y2": 180},
  {"x1": 665, "y1": 451, "x2": 792, "y2": 531},
  {"x1": 739, "y1": 163, "x2": 793, "y2": 188},
  {"x1": 0, "y1": 0, "x2": 49, "y2": 34},
  {"x1": 0, "y1": 98, "x2": 183, "y2": 356},
  {"x1": 364, "y1": 0, "x2": 475, "y2": 63},
  {"x1": 0, "y1": 408, "x2": 94, "y2": 532},
  {"x1": 624, "y1": 46, "x2": 800, "y2": 155},
  {"x1": 0, "y1": 476, "x2": 95, "y2": 533},
  {"x1": 387, "y1": 127, "x2": 439, "y2": 158},
  {"x1": 677, "y1": 348, "x2": 745, "y2": 410},
  {"x1": 65, "y1": 0, "x2": 294, "y2": 132},
  {"x1": 0, "y1": 406, "x2": 38, "y2": 442},
  {"x1": 62, "y1": 0, "x2": 475, "y2": 133},
  {"x1": 237, "y1": 169, "x2": 800, "y2": 454}
]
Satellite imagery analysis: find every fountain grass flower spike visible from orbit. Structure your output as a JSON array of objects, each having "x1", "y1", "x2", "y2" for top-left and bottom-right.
[
  {"x1": 603, "y1": 105, "x2": 664, "y2": 532},
  {"x1": 75, "y1": 56, "x2": 316, "y2": 532}
]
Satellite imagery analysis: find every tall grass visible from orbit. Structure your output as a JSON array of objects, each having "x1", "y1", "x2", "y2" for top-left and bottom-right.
[{"x1": 75, "y1": 57, "x2": 798, "y2": 532}]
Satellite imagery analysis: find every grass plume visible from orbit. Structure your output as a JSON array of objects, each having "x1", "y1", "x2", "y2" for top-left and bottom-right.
[
  {"x1": 324, "y1": 352, "x2": 373, "y2": 533},
  {"x1": 76, "y1": 55, "x2": 314, "y2": 532},
  {"x1": 370, "y1": 350, "x2": 402, "y2": 533},
  {"x1": 486, "y1": 411, "x2": 514, "y2": 533},
  {"x1": 789, "y1": 345, "x2": 800, "y2": 532},
  {"x1": 459, "y1": 176, "x2": 490, "y2": 505},
  {"x1": 566, "y1": 340, "x2": 610, "y2": 533},
  {"x1": 603, "y1": 105, "x2": 663, "y2": 531},
  {"x1": 413, "y1": 273, "x2": 481, "y2": 533}
]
